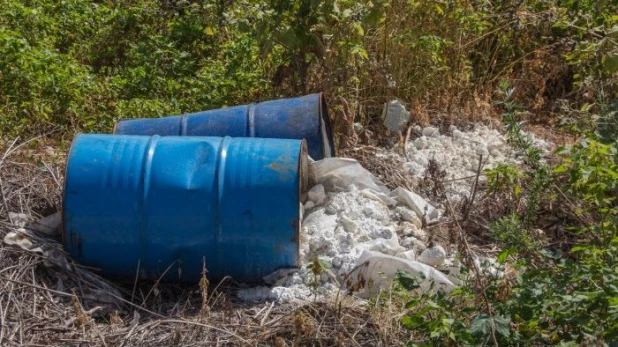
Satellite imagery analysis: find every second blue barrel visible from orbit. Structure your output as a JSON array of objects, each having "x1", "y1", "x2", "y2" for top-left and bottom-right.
[
  {"x1": 63, "y1": 134, "x2": 307, "y2": 283},
  {"x1": 113, "y1": 93, "x2": 336, "y2": 160}
]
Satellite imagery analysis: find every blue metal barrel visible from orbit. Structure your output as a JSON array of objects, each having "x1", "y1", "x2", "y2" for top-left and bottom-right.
[
  {"x1": 113, "y1": 93, "x2": 335, "y2": 160},
  {"x1": 62, "y1": 134, "x2": 307, "y2": 283}
]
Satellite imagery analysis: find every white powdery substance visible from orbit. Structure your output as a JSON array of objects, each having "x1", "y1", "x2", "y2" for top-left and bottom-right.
[
  {"x1": 237, "y1": 187, "x2": 398, "y2": 303},
  {"x1": 408, "y1": 124, "x2": 517, "y2": 176},
  {"x1": 237, "y1": 124, "x2": 552, "y2": 303},
  {"x1": 380, "y1": 124, "x2": 534, "y2": 201},
  {"x1": 301, "y1": 187, "x2": 398, "y2": 275}
]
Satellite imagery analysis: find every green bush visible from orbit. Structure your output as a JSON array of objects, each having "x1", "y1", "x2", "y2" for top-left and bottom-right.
[
  {"x1": 1, "y1": 0, "x2": 616, "y2": 138},
  {"x1": 0, "y1": 0, "x2": 268, "y2": 136},
  {"x1": 398, "y1": 102, "x2": 618, "y2": 344}
]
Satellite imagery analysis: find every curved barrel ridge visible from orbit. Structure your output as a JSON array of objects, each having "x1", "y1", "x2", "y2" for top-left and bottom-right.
[
  {"x1": 63, "y1": 134, "x2": 305, "y2": 282},
  {"x1": 113, "y1": 93, "x2": 335, "y2": 160}
]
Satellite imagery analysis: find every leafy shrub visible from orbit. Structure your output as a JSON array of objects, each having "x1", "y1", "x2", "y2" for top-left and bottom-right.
[
  {"x1": 398, "y1": 97, "x2": 618, "y2": 344},
  {"x1": 1, "y1": 0, "x2": 616, "y2": 138}
]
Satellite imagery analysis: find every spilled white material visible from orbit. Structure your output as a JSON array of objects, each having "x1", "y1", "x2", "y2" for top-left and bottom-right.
[{"x1": 238, "y1": 124, "x2": 547, "y2": 303}]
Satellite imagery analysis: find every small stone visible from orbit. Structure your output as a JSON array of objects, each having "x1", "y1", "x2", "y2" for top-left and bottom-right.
[
  {"x1": 370, "y1": 228, "x2": 394, "y2": 240},
  {"x1": 402, "y1": 237, "x2": 427, "y2": 251},
  {"x1": 422, "y1": 126, "x2": 440, "y2": 137},
  {"x1": 325, "y1": 201, "x2": 339, "y2": 215},
  {"x1": 368, "y1": 235, "x2": 405, "y2": 255},
  {"x1": 410, "y1": 153, "x2": 429, "y2": 167},
  {"x1": 389, "y1": 187, "x2": 441, "y2": 223},
  {"x1": 475, "y1": 145, "x2": 489, "y2": 158},
  {"x1": 405, "y1": 161, "x2": 424, "y2": 175},
  {"x1": 414, "y1": 136, "x2": 428, "y2": 150},
  {"x1": 304, "y1": 200, "x2": 315, "y2": 211},
  {"x1": 331, "y1": 256, "x2": 343, "y2": 269},
  {"x1": 308, "y1": 184, "x2": 326, "y2": 206},
  {"x1": 396, "y1": 206, "x2": 422, "y2": 228},
  {"x1": 339, "y1": 215, "x2": 358, "y2": 233},
  {"x1": 287, "y1": 272, "x2": 304, "y2": 286},
  {"x1": 452, "y1": 129, "x2": 464, "y2": 140},
  {"x1": 418, "y1": 245, "x2": 447, "y2": 267},
  {"x1": 396, "y1": 249, "x2": 416, "y2": 260}
]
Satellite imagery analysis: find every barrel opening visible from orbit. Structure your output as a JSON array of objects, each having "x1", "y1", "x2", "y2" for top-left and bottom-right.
[
  {"x1": 296, "y1": 139, "x2": 309, "y2": 264},
  {"x1": 318, "y1": 93, "x2": 337, "y2": 158}
]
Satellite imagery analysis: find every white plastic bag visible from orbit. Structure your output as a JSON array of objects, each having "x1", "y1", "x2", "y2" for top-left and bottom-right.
[
  {"x1": 310, "y1": 158, "x2": 388, "y2": 193},
  {"x1": 345, "y1": 250, "x2": 455, "y2": 298}
]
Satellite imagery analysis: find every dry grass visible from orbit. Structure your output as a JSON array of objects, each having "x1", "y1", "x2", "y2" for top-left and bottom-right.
[
  {"x1": 0, "y1": 138, "x2": 407, "y2": 346},
  {"x1": 339, "y1": 145, "x2": 416, "y2": 192}
]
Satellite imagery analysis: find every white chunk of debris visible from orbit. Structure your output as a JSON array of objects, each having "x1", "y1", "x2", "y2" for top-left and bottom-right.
[
  {"x1": 389, "y1": 187, "x2": 441, "y2": 223},
  {"x1": 382, "y1": 100, "x2": 410, "y2": 133},
  {"x1": 395, "y1": 206, "x2": 422, "y2": 228},
  {"x1": 304, "y1": 200, "x2": 315, "y2": 211},
  {"x1": 418, "y1": 245, "x2": 447, "y2": 267},
  {"x1": 422, "y1": 126, "x2": 440, "y2": 137},
  {"x1": 307, "y1": 184, "x2": 326, "y2": 206}
]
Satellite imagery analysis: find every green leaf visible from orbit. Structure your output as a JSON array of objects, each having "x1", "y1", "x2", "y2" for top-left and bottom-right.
[
  {"x1": 470, "y1": 314, "x2": 511, "y2": 338},
  {"x1": 603, "y1": 54, "x2": 618, "y2": 74},
  {"x1": 497, "y1": 248, "x2": 516, "y2": 263},
  {"x1": 364, "y1": 8, "x2": 385, "y2": 25},
  {"x1": 401, "y1": 314, "x2": 424, "y2": 329},
  {"x1": 493, "y1": 315, "x2": 511, "y2": 338},
  {"x1": 449, "y1": 288, "x2": 464, "y2": 296},
  {"x1": 404, "y1": 298, "x2": 421, "y2": 309},
  {"x1": 571, "y1": 245, "x2": 589, "y2": 253},
  {"x1": 553, "y1": 165, "x2": 569, "y2": 173},
  {"x1": 469, "y1": 314, "x2": 490, "y2": 336},
  {"x1": 397, "y1": 271, "x2": 420, "y2": 291},
  {"x1": 600, "y1": 167, "x2": 618, "y2": 179},
  {"x1": 204, "y1": 27, "x2": 215, "y2": 36},
  {"x1": 353, "y1": 22, "x2": 364, "y2": 36},
  {"x1": 514, "y1": 184, "x2": 521, "y2": 196}
]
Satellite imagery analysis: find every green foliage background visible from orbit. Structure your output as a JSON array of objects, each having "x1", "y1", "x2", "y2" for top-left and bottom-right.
[{"x1": 0, "y1": 0, "x2": 616, "y2": 138}]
